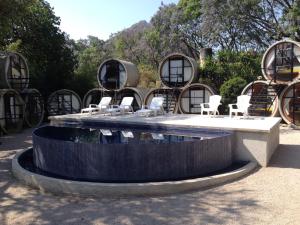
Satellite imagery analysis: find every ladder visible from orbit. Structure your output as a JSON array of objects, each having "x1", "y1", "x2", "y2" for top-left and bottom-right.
[{"x1": 248, "y1": 77, "x2": 284, "y2": 116}]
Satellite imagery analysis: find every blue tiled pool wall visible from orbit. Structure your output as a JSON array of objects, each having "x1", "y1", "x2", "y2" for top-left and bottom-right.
[{"x1": 32, "y1": 125, "x2": 233, "y2": 182}]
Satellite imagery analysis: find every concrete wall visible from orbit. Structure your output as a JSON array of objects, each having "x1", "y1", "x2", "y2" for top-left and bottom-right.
[{"x1": 233, "y1": 123, "x2": 279, "y2": 166}]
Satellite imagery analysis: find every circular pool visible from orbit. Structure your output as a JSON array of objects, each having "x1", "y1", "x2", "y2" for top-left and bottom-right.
[{"x1": 32, "y1": 125, "x2": 233, "y2": 182}]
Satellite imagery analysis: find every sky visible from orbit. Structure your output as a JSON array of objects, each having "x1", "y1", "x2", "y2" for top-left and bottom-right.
[{"x1": 46, "y1": 0, "x2": 179, "y2": 41}]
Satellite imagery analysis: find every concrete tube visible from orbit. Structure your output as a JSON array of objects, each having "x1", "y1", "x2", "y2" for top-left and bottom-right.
[
  {"x1": 0, "y1": 89, "x2": 25, "y2": 133},
  {"x1": 241, "y1": 81, "x2": 284, "y2": 117},
  {"x1": 279, "y1": 80, "x2": 300, "y2": 125},
  {"x1": 159, "y1": 53, "x2": 199, "y2": 88},
  {"x1": 97, "y1": 59, "x2": 139, "y2": 91},
  {"x1": 261, "y1": 39, "x2": 300, "y2": 84},
  {"x1": 21, "y1": 89, "x2": 44, "y2": 127},
  {"x1": 47, "y1": 89, "x2": 82, "y2": 116},
  {"x1": 178, "y1": 83, "x2": 216, "y2": 114},
  {"x1": 144, "y1": 88, "x2": 181, "y2": 113}
]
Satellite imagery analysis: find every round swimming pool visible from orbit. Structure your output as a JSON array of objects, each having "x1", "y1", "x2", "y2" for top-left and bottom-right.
[{"x1": 32, "y1": 125, "x2": 233, "y2": 182}]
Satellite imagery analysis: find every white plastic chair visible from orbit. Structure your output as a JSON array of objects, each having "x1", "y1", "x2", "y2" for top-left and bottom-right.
[
  {"x1": 228, "y1": 95, "x2": 251, "y2": 117},
  {"x1": 106, "y1": 97, "x2": 134, "y2": 115},
  {"x1": 200, "y1": 95, "x2": 222, "y2": 115},
  {"x1": 81, "y1": 97, "x2": 112, "y2": 114},
  {"x1": 136, "y1": 97, "x2": 165, "y2": 117}
]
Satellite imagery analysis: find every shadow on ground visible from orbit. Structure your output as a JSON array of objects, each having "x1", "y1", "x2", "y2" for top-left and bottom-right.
[
  {"x1": 269, "y1": 144, "x2": 300, "y2": 169},
  {"x1": 0, "y1": 128, "x2": 264, "y2": 225},
  {"x1": 0, "y1": 128, "x2": 33, "y2": 152}
]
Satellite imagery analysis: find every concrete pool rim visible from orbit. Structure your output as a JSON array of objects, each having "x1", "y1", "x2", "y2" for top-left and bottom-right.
[{"x1": 12, "y1": 148, "x2": 257, "y2": 198}]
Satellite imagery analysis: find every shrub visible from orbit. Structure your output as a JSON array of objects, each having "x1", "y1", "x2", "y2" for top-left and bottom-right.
[
  {"x1": 220, "y1": 77, "x2": 247, "y2": 113},
  {"x1": 137, "y1": 64, "x2": 158, "y2": 88}
]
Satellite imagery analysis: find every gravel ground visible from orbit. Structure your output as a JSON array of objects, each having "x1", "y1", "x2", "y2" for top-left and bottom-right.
[{"x1": 0, "y1": 126, "x2": 299, "y2": 225}]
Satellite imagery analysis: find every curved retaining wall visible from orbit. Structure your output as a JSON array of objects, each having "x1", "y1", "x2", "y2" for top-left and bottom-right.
[
  {"x1": 13, "y1": 148, "x2": 256, "y2": 197},
  {"x1": 32, "y1": 126, "x2": 233, "y2": 182}
]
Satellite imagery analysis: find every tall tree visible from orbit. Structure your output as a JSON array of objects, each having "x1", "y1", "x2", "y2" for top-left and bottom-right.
[
  {"x1": 1, "y1": 0, "x2": 77, "y2": 97},
  {"x1": 72, "y1": 36, "x2": 106, "y2": 97},
  {"x1": 0, "y1": 0, "x2": 34, "y2": 48},
  {"x1": 179, "y1": 0, "x2": 300, "y2": 51}
]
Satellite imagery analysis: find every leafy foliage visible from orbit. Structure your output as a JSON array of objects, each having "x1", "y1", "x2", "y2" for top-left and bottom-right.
[
  {"x1": 1, "y1": 0, "x2": 76, "y2": 98},
  {"x1": 137, "y1": 64, "x2": 158, "y2": 88},
  {"x1": 200, "y1": 50, "x2": 262, "y2": 91},
  {"x1": 72, "y1": 36, "x2": 106, "y2": 97},
  {"x1": 1, "y1": 0, "x2": 299, "y2": 104},
  {"x1": 220, "y1": 77, "x2": 248, "y2": 112},
  {"x1": 178, "y1": 0, "x2": 201, "y2": 20}
]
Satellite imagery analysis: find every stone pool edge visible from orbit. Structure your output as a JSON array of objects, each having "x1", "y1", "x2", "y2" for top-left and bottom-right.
[{"x1": 12, "y1": 148, "x2": 257, "y2": 198}]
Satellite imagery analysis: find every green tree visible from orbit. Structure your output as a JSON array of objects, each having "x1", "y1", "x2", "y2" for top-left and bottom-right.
[
  {"x1": 0, "y1": 0, "x2": 34, "y2": 48},
  {"x1": 137, "y1": 64, "x2": 158, "y2": 88},
  {"x1": 200, "y1": 50, "x2": 261, "y2": 91},
  {"x1": 1, "y1": 0, "x2": 77, "y2": 98},
  {"x1": 178, "y1": 0, "x2": 201, "y2": 19},
  {"x1": 178, "y1": 0, "x2": 300, "y2": 50},
  {"x1": 72, "y1": 36, "x2": 106, "y2": 97},
  {"x1": 220, "y1": 77, "x2": 248, "y2": 112}
]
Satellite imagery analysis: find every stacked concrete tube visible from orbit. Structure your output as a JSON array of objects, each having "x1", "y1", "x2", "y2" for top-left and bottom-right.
[
  {"x1": 85, "y1": 55, "x2": 215, "y2": 115},
  {"x1": 0, "y1": 52, "x2": 29, "y2": 91},
  {"x1": 158, "y1": 53, "x2": 199, "y2": 89},
  {"x1": 144, "y1": 88, "x2": 181, "y2": 113},
  {"x1": 47, "y1": 89, "x2": 82, "y2": 116},
  {"x1": 144, "y1": 52, "x2": 217, "y2": 114},
  {"x1": 144, "y1": 53, "x2": 201, "y2": 113},
  {"x1": 83, "y1": 88, "x2": 115, "y2": 108},
  {"x1": 0, "y1": 89, "x2": 25, "y2": 133},
  {"x1": 279, "y1": 80, "x2": 300, "y2": 125},
  {"x1": 0, "y1": 52, "x2": 44, "y2": 133},
  {"x1": 178, "y1": 83, "x2": 216, "y2": 114},
  {"x1": 84, "y1": 59, "x2": 146, "y2": 111},
  {"x1": 241, "y1": 81, "x2": 281, "y2": 117},
  {"x1": 261, "y1": 39, "x2": 300, "y2": 83},
  {"x1": 242, "y1": 39, "x2": 300, "y2": 125},
  {"x1": 21, "y1": 89, "x2": 44, "y2": 128},
  {"x1": 97, "y1": 59, "x2": 139, "y2": 91}
]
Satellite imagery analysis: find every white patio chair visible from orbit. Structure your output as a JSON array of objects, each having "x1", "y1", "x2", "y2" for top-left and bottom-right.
[
  {"x1": 135, "y1": 97, "x2": 165, "y2": 117},
  {"x1": 106, "y1": 97, "x2": 134, "y2": 115},
  {"x1": 200, "y1": 95, "x2": 222, "y2": 116},
  {"x1": 121, "y1": 131, "x2": 134, "y2": 138},
  {"x1": 100, "y1": 129, "x2": 112, "y2": 136},
  {"x1": 228, "y1": 95, "x2": 251, "y2": 117},
  {"x1": 81, "y1": 97, "x2": 112, "y2": 114},
  {"x1": 151, "y1": 133, "x2": 164, "y2": 140}
]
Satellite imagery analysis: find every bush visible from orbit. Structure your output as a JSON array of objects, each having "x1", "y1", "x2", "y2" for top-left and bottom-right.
[
  {"x1": 220, "y1": 77, "x2": 247, "y2": 113},
  {"x1": 200, "y1": 50, "x2": 262, "y2": 91},
  {"x1": 137, "y1": 64, "x2": 158, "y2": 88}
]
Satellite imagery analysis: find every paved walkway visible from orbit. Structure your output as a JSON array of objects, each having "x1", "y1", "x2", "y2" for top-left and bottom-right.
[{"x1": 0, "y1": 127, "x2": 299, "y2": 225}]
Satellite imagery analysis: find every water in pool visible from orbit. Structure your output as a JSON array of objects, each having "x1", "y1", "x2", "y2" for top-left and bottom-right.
[{"x1": 37, "y1": 126, "x2": 211, "y2": 144}]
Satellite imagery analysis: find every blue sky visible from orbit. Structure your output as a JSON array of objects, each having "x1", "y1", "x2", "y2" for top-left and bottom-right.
[{"x1": 46, "y1": 0, "x2": 179, "y2": 41}]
